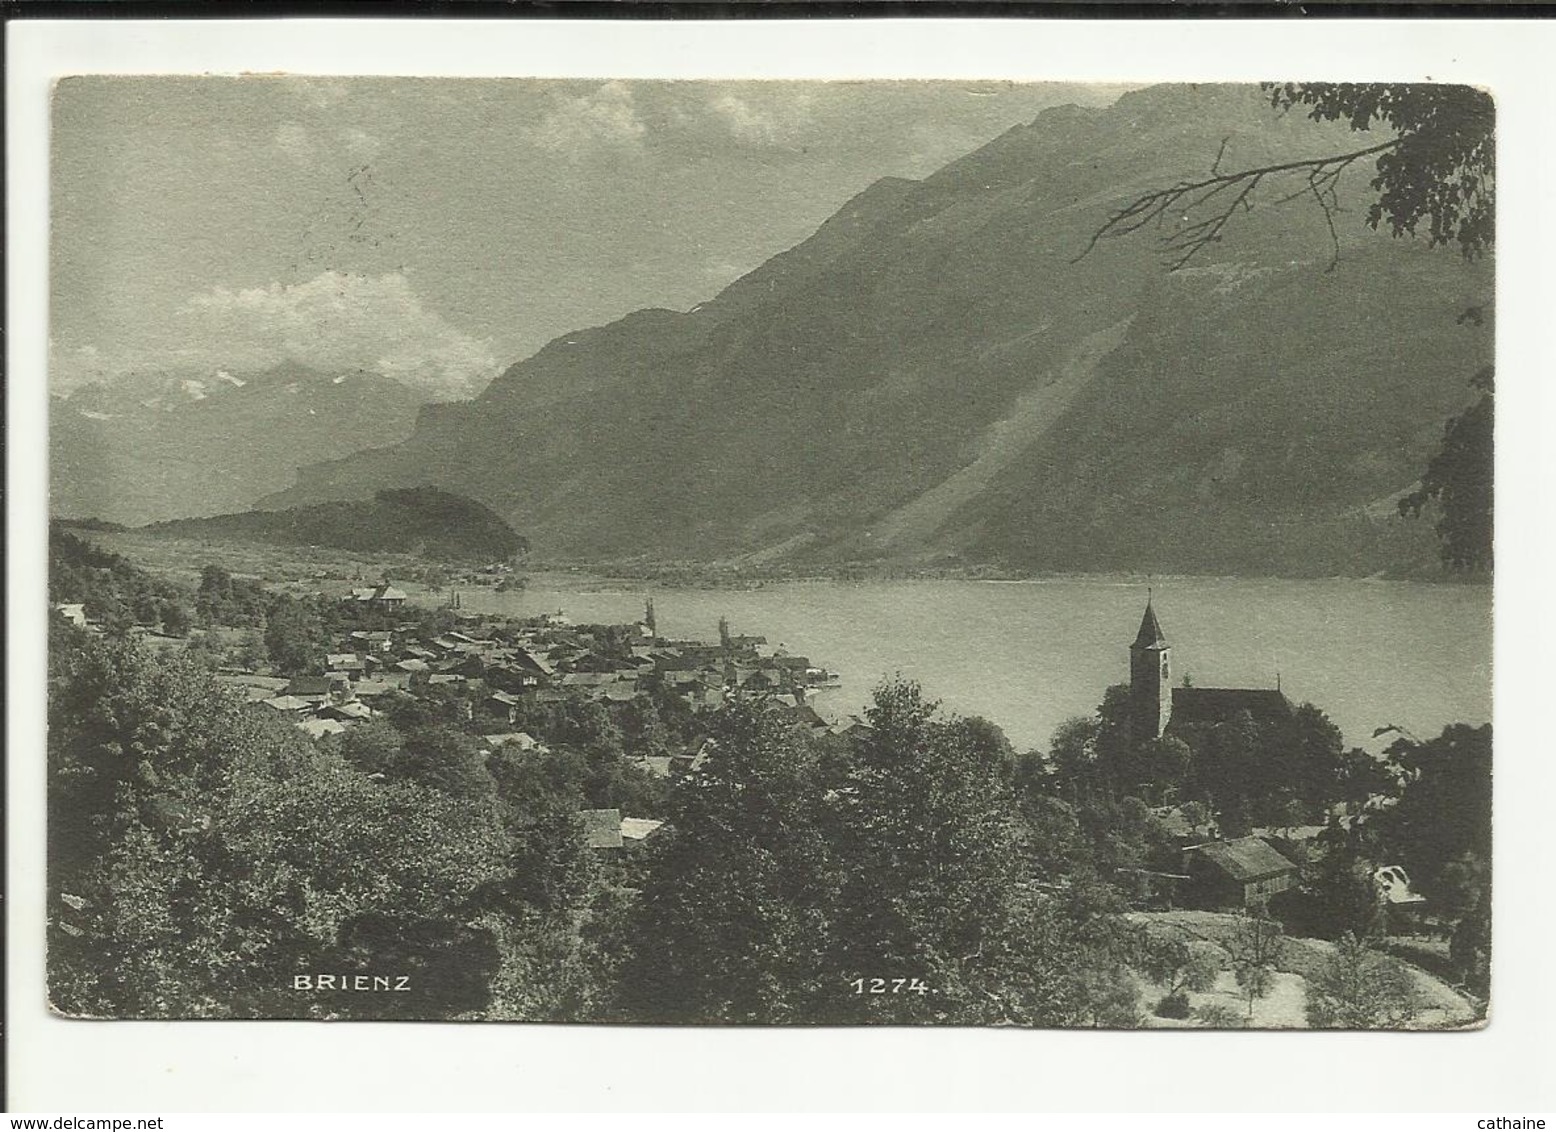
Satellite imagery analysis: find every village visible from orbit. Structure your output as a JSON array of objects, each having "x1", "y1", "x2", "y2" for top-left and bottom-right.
[
  {"x1": 54, "y1": 575, "x2": 1416, "y2": 922},
  {"x1": 56, "y1": 581, "x2": 853, "y2": 853}
]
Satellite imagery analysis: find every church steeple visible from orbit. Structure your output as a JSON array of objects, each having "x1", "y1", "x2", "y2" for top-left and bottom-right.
[
  {"x1": 1133, "y1": 598, "x2": 1168, "y2": 649},
  {"x1": 1129, "y1": 596, "x2": 1173, "y2": 741}
]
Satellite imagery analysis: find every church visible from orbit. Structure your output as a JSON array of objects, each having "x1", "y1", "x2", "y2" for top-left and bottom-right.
[{"x1": 1128, "y1": 597, "x2": 1291, "y2": 742}]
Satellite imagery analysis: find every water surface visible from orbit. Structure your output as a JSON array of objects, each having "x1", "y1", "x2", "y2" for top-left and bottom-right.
[{"x1": 447, "y1": 577, "x2": 1491, "y2": 752}]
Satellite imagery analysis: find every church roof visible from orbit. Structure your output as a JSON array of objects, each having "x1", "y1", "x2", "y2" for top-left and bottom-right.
[
  {"x1": 1133, "y1": 602, "x2": 1169, "y2": 649},
  {"x1": 1170, "y1": 687, "x2": 1292, "y2": 726}
]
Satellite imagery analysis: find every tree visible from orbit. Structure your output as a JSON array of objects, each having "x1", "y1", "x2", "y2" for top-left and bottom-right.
[
  {"x1": 828, "y1": 680, "x2": 1140, "y2": 1026},
  {"x1": 617, "y1": 701, "x2": 840, "y2": 1024},
  {"x1": 160, "y1": 601, "x2": 192, "y2": 638},
  {"x1": 1139, "y1": 932, "x2": 1221, "y2": 1017},
  {"x1": 1083, "y1": 83, "x2": 1494, "y2": 572},
  {"x1": 47, "y1": 632, "x2": 509, "y2": 1019},
  {"x1": 1180, "y1": 800, "x2": 1212, "y2": 838},
  {"x1": 1372, "y1": 724, "x2": 1492, "y2": 900},
  {"x1": 1398, "y1": 366, "x2": 1494, "y2": 571},
  {"x1": 1305, "y1": 932, "x2": 1421, "y2": 1028},
  {"x1": 1084, "y1": 84, "x2": 1492, "y2": 273},
  {"x1": 397, "y1": 726, "x2": 497, "y2": 801},
  {"x1": 1047, "y1": 715, "x2": 1101, "y2": 800},
  {"x1": 1270, "y1": 843, "x2": 1382, "y2": 942},
  {"x1": 472, "y1": 755, "x2": 613, "y2": 1022},
  {"x1": 262, "y1": 595, "x2": 328, "y2": 676},
  {"x1": 1224, "y1": 915, "x2": 1285, "y2": 1019},
  {"x1": 828, "y1": 680, "x2": 1025, "y2": 1021}
]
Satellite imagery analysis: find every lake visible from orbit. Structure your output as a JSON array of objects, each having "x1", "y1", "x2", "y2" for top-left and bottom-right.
[{"x1": 444, "y1": 576, "x2": 1492, "y2": 752}]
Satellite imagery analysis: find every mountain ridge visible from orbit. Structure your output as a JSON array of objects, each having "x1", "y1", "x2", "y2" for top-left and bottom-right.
[
  {"x1": 51, "y1": 364, "x2": 450, "y2": 526},
  {"x1": 154, "y1": 85, "x2": 1497, "y2": 576}
]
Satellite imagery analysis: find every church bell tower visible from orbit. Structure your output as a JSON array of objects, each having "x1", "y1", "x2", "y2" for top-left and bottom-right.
[{"x1": 1129, "y1": 597, "x2": 1172, "y2": 741}]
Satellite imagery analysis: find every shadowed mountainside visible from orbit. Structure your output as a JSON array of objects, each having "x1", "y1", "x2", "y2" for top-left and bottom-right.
[{"x1": 250, "y1": 85, "x2": 1490, "y2": 576}]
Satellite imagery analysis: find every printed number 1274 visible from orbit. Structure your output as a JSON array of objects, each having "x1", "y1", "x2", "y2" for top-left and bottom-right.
[{"x1": 849, "y1": 977, "x2": 931, "y2": 995}]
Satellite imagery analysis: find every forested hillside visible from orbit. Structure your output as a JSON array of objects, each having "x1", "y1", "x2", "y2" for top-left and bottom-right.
[{"x1": 141, "y1": 487, "x2": 527, "y2": 563}]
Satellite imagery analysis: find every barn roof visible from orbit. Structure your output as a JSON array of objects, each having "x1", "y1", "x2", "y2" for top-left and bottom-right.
[{"x1": 1187, "y1": 836, "x2": 1297, "y2": 882}]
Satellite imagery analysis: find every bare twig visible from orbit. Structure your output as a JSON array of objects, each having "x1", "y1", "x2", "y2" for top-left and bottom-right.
[
  {"x1": 1210, "y1": 136, "x2": 1231, "y2": 176},
  {"x1": 1074, "y1": 139, "x2": 1400, "y2": 272}
]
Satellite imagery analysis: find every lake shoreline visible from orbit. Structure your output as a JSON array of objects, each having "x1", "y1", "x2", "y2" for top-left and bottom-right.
[{"x1": 519, "y1": 561, "x2": 1491, "y2": 594}]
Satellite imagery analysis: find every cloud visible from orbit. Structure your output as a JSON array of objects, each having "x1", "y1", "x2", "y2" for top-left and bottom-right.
[
  {"x1": 275, "y1": 120, "x2": 381, "y2": 165},
  {"x1": 341, "y1": 126, "x2": 381, "y2": 162},
  {"x1": 708, "y1": 91, "x2": 813, "y2": 147},
  {"x1": 531, "y1": 81, "x2": 646, "y2": 155},
  {"x1": 54, "y1": 272, "x2": 499, "y2": 400},
  {"x1": 273, "y1": 121, "x2": 315, "y2": 163}
]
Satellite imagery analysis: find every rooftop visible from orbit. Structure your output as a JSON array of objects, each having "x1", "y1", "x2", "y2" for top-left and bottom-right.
[{"x1": 1186, "y1": 836, "x2": 1297, "y2": 882}]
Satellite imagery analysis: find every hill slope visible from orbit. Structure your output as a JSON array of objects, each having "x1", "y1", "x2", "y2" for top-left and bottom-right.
[
  {"x1": 262, "y1": 85, "x2": 1492, "y2": 577},
  {"x1": 142, "y1": 487, "x2": 526, "y2": 563}
]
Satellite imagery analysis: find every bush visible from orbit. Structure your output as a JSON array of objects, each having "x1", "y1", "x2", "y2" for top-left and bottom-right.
[
  {"x1": 1155, "y1": 990, "x2": 1191, "y2": 1019},
  {"x1": 1194, "y1": 1003, "x2": 1247, "y2": 1028}
]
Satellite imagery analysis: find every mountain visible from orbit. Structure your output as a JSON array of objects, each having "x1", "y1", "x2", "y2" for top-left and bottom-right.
[
  {"x1": 141, "y1": 487, "x2": 527, "y2": 563},
  {"x1": 50, "y1": 366, "x2": 438, "y2": 526},
  {"x1": 262, "y1": 85, "x2": 1492, "y2": 577}
]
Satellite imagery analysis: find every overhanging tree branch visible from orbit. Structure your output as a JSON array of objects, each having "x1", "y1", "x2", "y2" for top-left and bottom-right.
[{"x1": 1074, "y1": 138, "x2": 1400, "y2": 272}]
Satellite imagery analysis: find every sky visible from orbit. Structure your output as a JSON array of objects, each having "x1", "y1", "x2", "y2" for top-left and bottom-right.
[{"x1": 50, "y1": 77, "x2": 1132, "y2": 398}]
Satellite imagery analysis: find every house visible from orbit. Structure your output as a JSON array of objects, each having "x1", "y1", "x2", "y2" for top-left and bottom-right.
[
  {"x1": 285, "y1": 674, "x2": 352, "y2": 706},
  {"x1": 780, "y1": 702, "x2": 832, "y2": 733},
  {"x1": 481, "y1": 731, "x2": 544, "y2": 753},
  {"x1": 1182, "y1": 836, "x2": 1299, "y2": 909},
  {"x1": 322, "y1": 700, "x2": 374, "y2": 722},
  {"x1": 374, "y1": 585, "x2": 409, "y2": 609},
  {"x1": 54, "y1": 603, "x2": 88, "y2": 627},
  {"x1": 349, "y1": 630, "x2": 394, "y2": 654},
  {"x1": 351, "y1": 584, "x2": 408, "y2": 610},
  {"x1": 829, "y1": 715, "x2": 872, "y2": 738},
  {"x1": 579, "y1": 808, "x2": 624, "y2": 850},
  {"x1": 326, "y1": 653, "x2": 365, "y2": 675},
  {"x1": 620, "y1": 817, "x2": 665, "y2": 844},
  {"x1": 675, "y1": 676, "x2": 725, "y2": 712},
  {"x1": 487, "y1": 690, "x2": 524, "y2": 723},
  {"x1": 560, "y1": 671, "x2": 619, "y2": 688},
  {"x1": 259, "y1": 695, "x2": 313, "y2": 713},
  {"x1": 215, "y1": 673, "x2": 290, "y2": 703},
  {"x1": 670, "y1": 738, "x2": 716, "y2": 776},
  {"x1": 509, "y1": 647, "x2": 556, "y2": 679},
  {"x1": 1373, "y1": 865, "x2": 1427, "y2": 906},
  {"x1": 297, "y1": 717, "x2": 351, "y2": 739}
]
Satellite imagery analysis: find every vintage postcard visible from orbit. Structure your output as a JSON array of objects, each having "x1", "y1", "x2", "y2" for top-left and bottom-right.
[{"x1": 44, "y1": 72, "x2": 1492, "y2": 1031}]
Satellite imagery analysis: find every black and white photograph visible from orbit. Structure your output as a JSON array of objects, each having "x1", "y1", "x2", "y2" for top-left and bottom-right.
[{"x1": 38, "y1": 63, "x2": 1496, "y2": 1035}]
